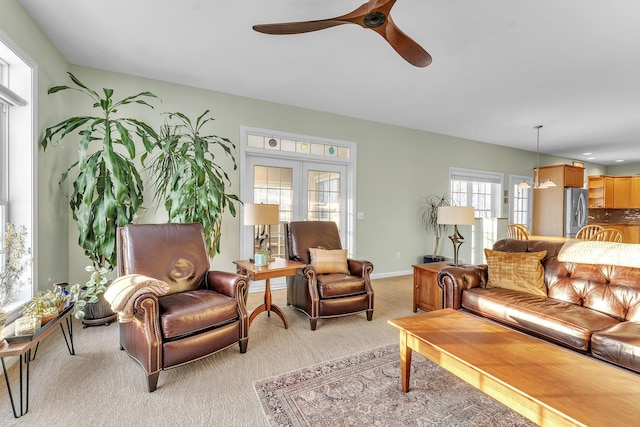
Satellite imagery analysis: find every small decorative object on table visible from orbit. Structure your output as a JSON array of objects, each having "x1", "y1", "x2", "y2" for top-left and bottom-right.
[
  {"x1": 14, "y1": 316, "x2": 40, "y2": 336},
  {"x1": 22, "y1": 285, "x2": 68, "y2": 325},
  {"x1": 254, "y1": 249, "x2": 271, "y2": 266}
]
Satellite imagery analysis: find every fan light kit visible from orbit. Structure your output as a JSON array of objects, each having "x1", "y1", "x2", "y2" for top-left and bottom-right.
[{"x1": 253, "y1": 0, "x2": 432, "y2": 67}]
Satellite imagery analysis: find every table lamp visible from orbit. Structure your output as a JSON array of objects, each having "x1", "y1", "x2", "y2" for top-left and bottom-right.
[
  {"x1": 244, "y1": 203, "x2": 280, "y2": 265},
  {"x1": 437, "y1": 206, "x2": 475, "y2": 266}
]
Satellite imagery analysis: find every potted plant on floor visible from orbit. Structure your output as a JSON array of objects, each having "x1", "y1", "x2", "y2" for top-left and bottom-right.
[
  {"x1": 418, "y1": 194, "x2": 451, "y2": 263},
  {"x1": 39, "y1": 72, "x2": 159, "y2": 323},
  {"x1": 147, "y1": 110, "x2": 240, "y2": 259}
]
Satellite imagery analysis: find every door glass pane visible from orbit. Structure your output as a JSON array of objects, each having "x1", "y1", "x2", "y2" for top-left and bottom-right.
[
  {"x1": 307, "y1": 170, "x2": 341, "y2": 230},
  {"x1": 253, "y1": 165, "x2": 292, "y2": 258}
]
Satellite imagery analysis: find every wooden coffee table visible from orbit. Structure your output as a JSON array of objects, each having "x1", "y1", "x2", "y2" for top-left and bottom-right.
[{"x1": 389, "y1": 309, "x2": 640, "y2": 426}]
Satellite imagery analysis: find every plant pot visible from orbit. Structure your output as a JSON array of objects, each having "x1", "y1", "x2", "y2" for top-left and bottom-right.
[
  {"x1": 81, "y1": 293, "x2": 117, "y2": 328},
  {"x1": 423, "y1": 255, "x2": 446, "y2": 263}
]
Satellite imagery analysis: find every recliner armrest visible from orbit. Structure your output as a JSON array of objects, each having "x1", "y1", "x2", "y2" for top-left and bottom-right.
[
  {"x1": 347, "y1": 259, "x2": 374, "y2": 278},
  {"x1": 205, "y1": 271, "x2": 248, "y2": 300},
  {"x1": 437, "y1": 265, "x2": 488, "y2": 309}
]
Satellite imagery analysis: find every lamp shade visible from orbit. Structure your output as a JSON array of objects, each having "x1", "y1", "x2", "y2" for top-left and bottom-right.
[
  {"x1": 244, "y1": 203, "x2": 280, "y2": 226},
  {"x1": 437, "y1": 206, "x2": 475, "y2": 225}
]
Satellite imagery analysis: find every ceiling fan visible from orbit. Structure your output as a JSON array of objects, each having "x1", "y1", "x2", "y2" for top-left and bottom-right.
[{"x1": 253, "y1": 0, "x2": 432, "y2": 68}]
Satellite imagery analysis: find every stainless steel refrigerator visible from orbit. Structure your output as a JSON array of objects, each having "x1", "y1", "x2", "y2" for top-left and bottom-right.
[{"x1": 565, "y1": 188, "x2": 588, "y2": 237}]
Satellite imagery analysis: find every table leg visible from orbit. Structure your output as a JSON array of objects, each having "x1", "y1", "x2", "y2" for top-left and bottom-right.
[
  {"x1": 399, "y1": 330, "x2": 413, "y2": 392},
  {"x1": 249, "y1": 278, "x2": 288, "y2": 329},
  {"x1": 1, "y1": 349, "x2": 31, "y2": 418}
]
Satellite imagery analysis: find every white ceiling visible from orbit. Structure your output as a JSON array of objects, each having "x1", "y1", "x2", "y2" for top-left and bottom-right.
[{"x1": 19, "y1": 0, "x2": 640, "y2": 166}]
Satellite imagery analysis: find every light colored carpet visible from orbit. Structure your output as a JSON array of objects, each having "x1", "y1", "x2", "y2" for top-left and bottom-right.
[
  {"x1": 254, "y1": 344, "x2": 534, "y2": 427},
  {"x1": 1, "y1": 275, "x2": 417, "y2": 426}
]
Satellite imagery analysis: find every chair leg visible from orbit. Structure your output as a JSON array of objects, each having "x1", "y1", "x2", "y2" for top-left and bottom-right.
[
  {"x1": 148, "y1": 372, "x2": 160, "y2": 393},
  {"x1": 310, "y1": 318, "x2": 318, "y2": 331},
  {"x1": 366, "y1": 310, "x2": 373, "y2": 321},
  {"x1": 239, "y1": 337, "x2": 248, "y2": 354}
]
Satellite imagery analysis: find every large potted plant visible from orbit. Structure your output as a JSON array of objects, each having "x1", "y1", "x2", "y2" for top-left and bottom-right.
[
  {"x1": 40, "y1": 73, "x2": 159, "y2": 323},
  {"x1": 147, "y1": 110, "x2": 240, "y2": 259},
  {"x1": 419, "y1": 194, "x2": 451, "y2": 263}
]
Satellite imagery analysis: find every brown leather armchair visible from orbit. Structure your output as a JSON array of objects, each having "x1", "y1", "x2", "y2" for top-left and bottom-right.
[
  {"x1": 284, "y1": 221, "x2": 374, "y2": 330},
  {"x1": 115, "y1": 223, "x2": 249, "y2": 392}
]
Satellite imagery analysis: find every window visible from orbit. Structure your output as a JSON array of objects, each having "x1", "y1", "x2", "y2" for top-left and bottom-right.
[
  {"x1": 449, "y1": 167, "x2": 503, "y2": 217},
  {"x1": 509, "y1": 175, "x2": 533, "y2": 228},
  {"x1": 1, "y1": 33, "x2": 35, "y2": 321}
]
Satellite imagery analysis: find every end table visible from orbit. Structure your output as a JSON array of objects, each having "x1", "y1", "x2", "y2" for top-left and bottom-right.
[{"x1": 234, "y1": 257, "x2": 305, "y2": 329}]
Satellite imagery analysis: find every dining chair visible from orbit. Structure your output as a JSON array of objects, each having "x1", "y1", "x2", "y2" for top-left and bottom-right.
[
  {"x1": 506, "y1": 224, "x2": 530, "y2": 240},
  {"x1": 576, "y1": 225, "x2": 604, "y2": 240},
  {"x1": 590, "y1": 228, "x2": 623, "y2": 243}
]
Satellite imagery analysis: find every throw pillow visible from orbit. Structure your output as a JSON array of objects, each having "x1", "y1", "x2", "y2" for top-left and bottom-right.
[
  {"x1": 485, "y1": 249, "x2": 547, "y2": 296},
  {"x1": 310, "y1": 248, "x2": 350, "y2": 274}
]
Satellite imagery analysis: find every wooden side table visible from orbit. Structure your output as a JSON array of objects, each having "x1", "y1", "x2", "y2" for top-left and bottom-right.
[
  {"x1": 412, "y1": 261, "x2": 450, "y2": 312},
  {"x1": 233, "y1": 257, "x2": 305, "y2": 329},
  {"x1": 0, "y1": 303, "x2": 75, "y2": 418}
]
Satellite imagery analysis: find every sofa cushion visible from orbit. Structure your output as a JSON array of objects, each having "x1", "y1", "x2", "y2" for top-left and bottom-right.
[
  {"x1": 485, "y1": 249, "x2": 547, "y2": 296},
  {"x1": 462, "y1": 287, "x2": 620, "y2": 351},
  {"x1": 310, "y1": 248, "x2": 349, "y2": 274},
  {"x1": 159, "y1": 290, "x2": 238, "y2": 339},
  {"x1": 591, "y1": 322, "x2": 640, "y2": 373}
]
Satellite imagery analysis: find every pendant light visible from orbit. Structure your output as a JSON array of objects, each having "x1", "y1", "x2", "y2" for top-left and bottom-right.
[{"x1": 517, "y1": 125, "x2": 557, "y2": 190}]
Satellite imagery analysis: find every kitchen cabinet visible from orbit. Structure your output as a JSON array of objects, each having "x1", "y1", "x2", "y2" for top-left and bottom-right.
[
  {"x1": 632, "y1": 177, "x2": 640, "y2": 208},
  {"x1": 563, "y1": 165, "x2": 585, "y2": 188},
  {"x1": 588, "y1": 175, "x2": 640, "y2": 209},
  {"x1": 613, "y1": 177, "x2": 631, "y2": 208},
  {"x1": 537, "y1": 164, "x2": 584, "y2": 188},
  {"x1": 602, "y1": 224, "x2": 640, "y2": 244},
  {"x1": 588, "y1": 175, "x2": 614, "y2": 208}
]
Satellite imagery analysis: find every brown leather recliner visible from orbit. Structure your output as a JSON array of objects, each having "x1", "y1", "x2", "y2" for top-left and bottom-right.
[
  {"x1": 116, "y1": 223, "x2": 249, "y2": 392},
  {"x1": 284, "y1": 221, "x2": 374, "y2": 330}
]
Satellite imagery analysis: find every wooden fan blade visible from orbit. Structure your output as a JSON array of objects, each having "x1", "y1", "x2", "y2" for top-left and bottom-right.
[
  {"x1": 253, "y1": 20, "x2": 347, "y2": 35},
  {"x1": 381, "y1": 18, "x2": 432, "y2": 67}
]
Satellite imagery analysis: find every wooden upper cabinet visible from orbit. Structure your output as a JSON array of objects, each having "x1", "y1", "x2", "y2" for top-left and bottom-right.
[
  {"x1": 613, "y1": 177, "x2": 632, "y2": 208},
  {"x1": 631, "y1": 176, "x2": 640, "y2": 208},
  {"x1": 588, "y1": 175, "x2": 614, "y2": 208},
  {"x1": 564, "y1": 165, "x2": 585, "y2": 188},
  {"x1": 588, "y1": 175, "x2": 640, "y2": 208},
  {"x1": 537, "y1": 164, "x2": 584, "y2": 188}
]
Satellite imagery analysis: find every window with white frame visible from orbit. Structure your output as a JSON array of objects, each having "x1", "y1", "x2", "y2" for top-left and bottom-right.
[
  {"x1": 1, "y1": 33, "x2": 35, "y2": 321},
  {"x1": 509, "y1": 175, "x2": 533, "y2": 228},
  {"x1": 449, "y1": 167, "x2": 503, "y2": 217}
]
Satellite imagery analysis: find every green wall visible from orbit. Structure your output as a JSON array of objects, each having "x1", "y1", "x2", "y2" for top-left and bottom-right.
[{"x1": 2, "y1": 0, "x2": 613, "y2": 289}]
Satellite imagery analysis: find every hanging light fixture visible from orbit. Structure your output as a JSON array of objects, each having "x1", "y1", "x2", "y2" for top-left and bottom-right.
[{"x1": 517, "y1": 125, "x2": 557, "y2": 190}]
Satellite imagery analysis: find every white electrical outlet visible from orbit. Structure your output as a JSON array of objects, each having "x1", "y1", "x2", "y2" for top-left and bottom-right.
[{"x1": 396, "y1": 251, "x2": 401, "y2": 259}]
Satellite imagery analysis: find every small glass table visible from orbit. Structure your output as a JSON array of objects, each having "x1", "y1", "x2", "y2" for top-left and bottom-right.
[
  {"x1": 234, "y1": 257, "x2": 305, "y2": 329},
  {"x1": 0, "y1": 303, "x2": 75, "y2": 418}
]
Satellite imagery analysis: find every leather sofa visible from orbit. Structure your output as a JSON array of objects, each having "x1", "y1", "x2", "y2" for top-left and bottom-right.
[{"x1": 437, "y1": 238, "x2": 640, "y2": 374}]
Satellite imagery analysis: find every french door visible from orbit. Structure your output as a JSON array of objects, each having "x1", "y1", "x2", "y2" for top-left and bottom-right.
[{"x1": 242, "y1": 155, "x2": 349, "y2": 260}]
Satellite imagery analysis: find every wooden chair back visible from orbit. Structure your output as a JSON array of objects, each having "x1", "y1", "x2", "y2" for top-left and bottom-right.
[
  {"x1": 591, "y1": 228, "x2": 623, "y2": 243},
  {"x1": 506, "y1": 224, "x2": 530, "y2": 240},
  {"x1": 576, "y1": 225, "x2": 604, "y2": 240}
]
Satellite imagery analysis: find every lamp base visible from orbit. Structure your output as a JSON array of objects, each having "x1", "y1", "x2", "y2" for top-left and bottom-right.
[{"x1": 448, "y1": 225, "x2": 466, "y2": 267}]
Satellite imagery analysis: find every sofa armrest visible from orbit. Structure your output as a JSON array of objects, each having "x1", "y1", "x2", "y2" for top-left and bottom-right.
[{"x1": 437, "y1": 265, "x2": 488, "y2": 309}]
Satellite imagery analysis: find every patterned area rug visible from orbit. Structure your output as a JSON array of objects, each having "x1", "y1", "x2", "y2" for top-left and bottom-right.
[{"x1": 254, "y1": 344, "x2": 535, "y2": 427}]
